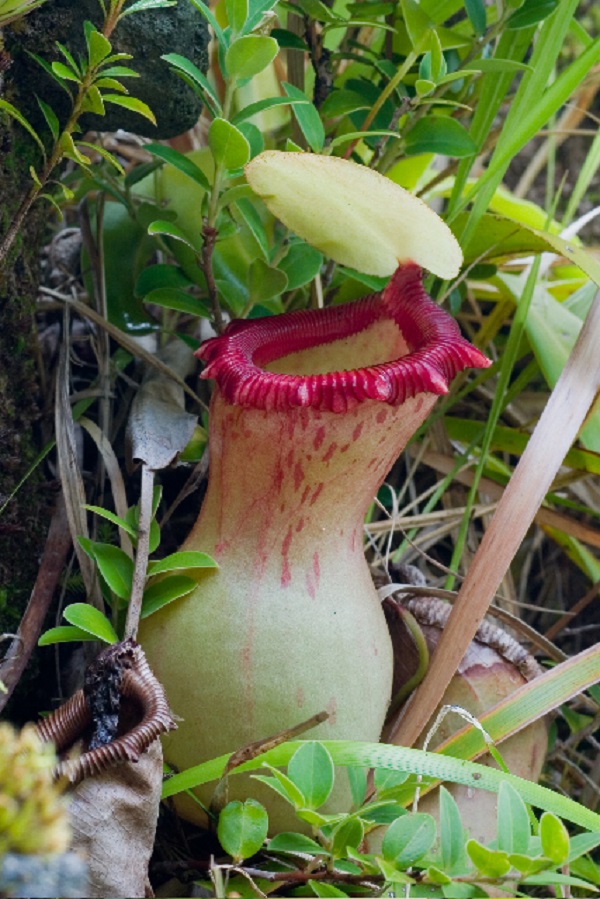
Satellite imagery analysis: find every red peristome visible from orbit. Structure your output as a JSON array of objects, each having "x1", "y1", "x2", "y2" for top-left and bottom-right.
[{"x1": 197, "y1": 263, "x2": 490, "y2": 412}]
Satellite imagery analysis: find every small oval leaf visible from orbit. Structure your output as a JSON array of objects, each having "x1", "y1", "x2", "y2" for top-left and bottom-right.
[
  {"x1": 287, "y1": 742, "x2": 334, "y2": 810},
  {"x1": 147, "y1": 551, "x2": 218, "y2": 576},
  {"x1": 540, "y1": 811, "x2": 570, "y2": 865},
  {"x1": 225, "y1": 35, "x2": 278, "y2": 80},
  {"x1": 382, "y1": 812, "x2": 436, "y2": 867},
  {"x1": 404, "y1": 117, "x2": 477, "y2": 158},
  {"x1": 466, "y1": 840, "x2": 511, "y2": 877},
  {"x1": 217, "y1": 799, "x2": 268, "y2": 862},
  {"x1": 39, "y1": 625, "x2": 101, "y2": 646},
  {"x1": 88, "y1": 543, "x2": 134, "y2": 600},
  {"x1": 208, "y1": 117, "x2": 251, "y2": 170},
  {"x1": 62, "y1": 603, "x2": 119, "y2": 644},
  {"x1": 141, "y1": 575, "x2": 197, "y2": 618}
]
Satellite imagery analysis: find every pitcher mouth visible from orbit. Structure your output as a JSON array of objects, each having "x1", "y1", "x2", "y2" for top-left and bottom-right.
[{"x1": 197, "y1": 263, "x2": 490, "y2": 413}]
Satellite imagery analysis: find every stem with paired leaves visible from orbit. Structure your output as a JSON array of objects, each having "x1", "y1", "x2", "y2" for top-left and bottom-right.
[{"x1": 0, "y1": 0, "x2": 134, "y2": 266}]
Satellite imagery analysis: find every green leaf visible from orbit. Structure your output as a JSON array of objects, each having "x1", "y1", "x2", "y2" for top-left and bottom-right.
[
  {"x1": 404, "y1": 117, "x2": 477, "y2": 157},
  {"x1": 295, "y1": 808, "x2": 335, "y2": 827},
  {"x1": 141, "y1": 574, "x2": 197, "y2": 618},
  {"x1": 88, "y1": 29, "x2": 112, "y2": 67},
  {"x1": 362, "y1": 802, "x2": 406, "y2": 827},
  {"x1": 508, "y1": 852, "x2": 552, "y2": 876},
  {"x1": 36, "y1": 97, "x2": 59, "y2": 140},
  {"x1": 39, "y1": 625, "x2": 102, "y2": 646},
  {"x1": 382, "y1": 813, "x2": 436, "y2": 867},
  {"x1": 135, "y1": 263, "x2": 192, "y2": 297},
  {"x1": 51, "y1": 61, "x2": 81, "y2": 83},
  {"x1": 376, "y1": 857, "x2": 413, "y2": 885},
  {"x1": 439, "y1": 786, "x2": 467, "y2": 874},
  {"x1": 217, "y1": 799, "x2": 268, "y2": 863},
  {"x1": 540, "y1": 811, "x2": 570, "y2": 865},
  {"x1": 309, "y1": 882, "x2": 349, "y2": 898},
  {"x1": 232, "y1": 95, "x2": 308, "y2": 126},
  {"x1": 145, "y1": 143, "x2": 210, "y2": 191},
  {"x1": 401, "y1": 0, "x2": 441, "y2": 52},
  {"x1": 98, "y1": 65, "x2": 139, "y2": 78},
  {"x1": 523, "y1": 870, "x2": 597, "y2": 890},
  {"x1": 464, "y1": 0, "x2": 486, "y2": 35},
  {"x1": 93, "y1": 544, "x2": 135, "y2": 599},
  {"x1": 249, "y1": 258, "x2": 288, "y2": 304},
  {"x1": 144, "y1": 287, "x2": 210, "y2": 317},
  {"x1": 78, "y1": 141, "x2": 125, "y2": 175},
  {"x1": 245, "y1": 0, "x2": 280, "y2": 31},
  {"x1": 227, "y1": 0, "x2": 248, "y2": 34},
  {"x1": 162, "y1": 52, "x2": 222, "y2": 116},
  {"x1": 507, "y1": 0, "x2": 560, "y2": 29},
  {"x1": 462, "y1": 57, "x2": 533, "y2": 73},
  {"x1": 288, "y1": 742, "x2": 335, "y2": 810},
  {"x1": 62, "y1": 603, "x2": 119, "y2": 644},
  {"x1": 428, "y1": 29, "x2": 446, "y2": 79},
  {"x1": 94, "y1": 77, "x2": 127, "y2": 92},
  {"x1": 374, "y1": 768, "x2": 410, "y2": 796},
  {"x1": 56, "y1": 40, "x2": 80, "y2": 74},
  {"x1": 270, "y1": 27, "x2": 308, "y2": 50},
  {"x1": 81, "y1": 84, "x2": 105, "y2": 115},
  {"x1": 148, "y1": 220, "x2": 197, "y2": 251},
  {"x1": 218, "y1": 184, "x2": 255, "y2": 210},
  {"x1": 267, "y1": 832, "x2": 324, "y2": 854},
  {"x1": 225, "y1": 35, "x2": 278, "y2": 80},
  {"x1": 83, "y1": 504, "x2": 137, "y2": 538},
  {"x1": 497, "y1": 781, "x2": 531, "y2": 855},
  {"x1": 208, "y1": 118, "x2": 251, "y2": 170},
  {"x1": 320, "y1": 90, "x2": 371, "y2": 120},
  {"x1": 252, "y1": 769, "x2": 306, "y2": 808},
  {"x1": 415, "y1": 78, "x2": 435, "y2": 97},
  {"x1": 568, "y1": 831, "x2": 600, "y2": 863},
  {"x1": 146, "y1": 551, "x2": 218, "y2": 576},
  {"x1": 0, "y1": 100, "x2": 46, "y2": 157},
  {"x1": 58, "y1": 133, "x2": 92, "y2": 166},
  {"x1": 278, "y1": 242, "x2": 323, "y2": 290},
  {"x1": 347, "y1": 766, "x2": 367, "y2": 808},
  {"x1": 29, "y1": 166, "x2": 42, "y2": 189},
  {"x1": 426, "y1": 865, "x2": 452, "y2": 884},
  {"x1": 283, "y1": 82, "x2": 325, "y2": 152},
  {"x1": 330, "y1": 816, "x2": 364, "y2": 859},
  {"x1": 232, "y1": 197, "x2": 269, "y2": 259},
  {"x1": 121, "y1": 0, "x2": 177, "y2": 14},
  {"x1": 466, "y1": 840, "x2": 511, "y2": 878},
  {"x1": 103, "y1": 94, "x2": 156, "y2": 124}
]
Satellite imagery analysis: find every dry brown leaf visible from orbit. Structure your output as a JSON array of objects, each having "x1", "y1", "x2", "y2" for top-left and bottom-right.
[{"x1": 68, "y1": 740, "x2": 163, "y2": 899}]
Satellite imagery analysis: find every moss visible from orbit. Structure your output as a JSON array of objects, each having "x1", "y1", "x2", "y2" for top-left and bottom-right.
[{"x1": 0, "y1": 114, "x2": 51, "y2": 722}]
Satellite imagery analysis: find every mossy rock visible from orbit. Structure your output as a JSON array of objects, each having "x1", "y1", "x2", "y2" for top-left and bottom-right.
[{"x1": 5, "y1": 0, "x2": 209, "y2": 138}]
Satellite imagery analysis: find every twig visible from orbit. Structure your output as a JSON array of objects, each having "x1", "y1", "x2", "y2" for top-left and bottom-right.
[
  {"x1": 544, "y1": 576, "x2": 600, "y2": 642},
  {"x1": 201, "y1": 221, "x2": 225, "y2": 334},
  {"x1": 125, "y1": 464, "x2": 154, "y2": 640}
]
